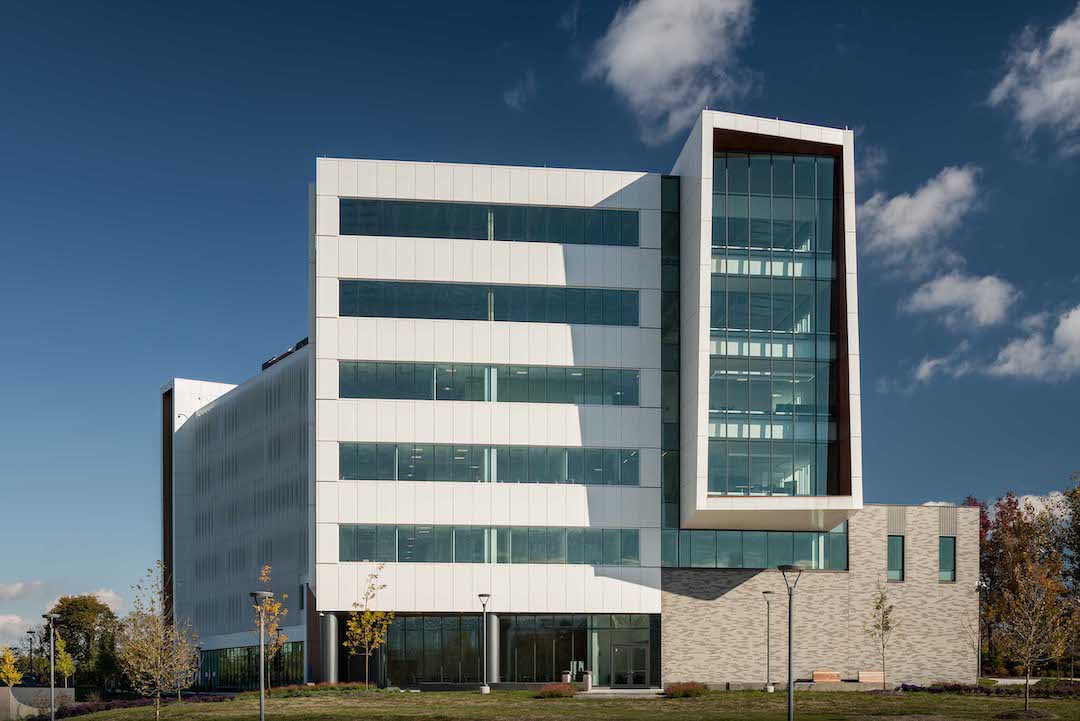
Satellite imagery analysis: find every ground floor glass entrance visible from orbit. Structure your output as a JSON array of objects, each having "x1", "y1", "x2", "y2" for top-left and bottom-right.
[
  {"x1": 501, "y1": 614, "x2": 659, "y2": 687},
  {"x1": 371, "y1": 613, "x2": 660, "y2": 688},
  {"x1": 611, "y1": 643, "x2": 649, "y2": 688}
]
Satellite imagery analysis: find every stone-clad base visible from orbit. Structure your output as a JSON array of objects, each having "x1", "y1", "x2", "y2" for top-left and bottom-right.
[{"x1": 661, "y1": 505, "x2": 979, "y2": 687}]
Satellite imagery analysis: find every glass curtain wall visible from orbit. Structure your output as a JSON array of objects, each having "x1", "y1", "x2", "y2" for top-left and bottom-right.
[
  {"x1": 660, "y1": 523, "x2": 847, "y2": 570},
  {"x1": 196, "y1": 642, "x2": 304, "y2": 691},
  {"x1": 338, "y1": 442, "x2": 640, "y2": 486},
  {"x1": 340, "y1": 199, "x2": 640, "y2": 247},
  {"x1": 380, "y1": 613, "x2": 659, "y2": 688},
  {"x1": 660, "y1": 176, "x2": 681, "y2": 529},
  {"x1": 708, "y1": 152, "x2": 841, "y2": 496}
]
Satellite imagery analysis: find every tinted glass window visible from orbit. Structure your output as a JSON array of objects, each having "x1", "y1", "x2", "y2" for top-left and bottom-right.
[
  {"x1": 340, "y1": 361, "x2": 638, "y2": 406},
  {"x1": 887, "y1": 535, "x2": 904, "y2": 581},
  {"x1": 339, "y1": 280, "x2": 637, "y2": 327},
  {"x1": 340, "y1": 198, "x2": 638, "y2": 246}
]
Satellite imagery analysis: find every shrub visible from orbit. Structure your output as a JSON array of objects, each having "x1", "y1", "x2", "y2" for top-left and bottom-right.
[
  {"x1": 27, "y1": 696, "x2": 230, "y2": 720},
  {"x1": 665, "y1": 681, "x2": 708, "y2": 698},
  {"x1": 977, "y1": 678, "x2": 999, "y2": 687},
  {"x1": 899, "y1": 681, "x2": 1080, "y2": 700},
  {"x1": 237, "y1": 682, "x2": 392, "y2": 699},
  {"x1": 535, "y1": 683, "x2": 576, "y2": 698}
]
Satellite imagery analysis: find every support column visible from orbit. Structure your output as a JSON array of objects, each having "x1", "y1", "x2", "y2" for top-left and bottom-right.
[
  {"x1": 486, "y1": 613, "x2": 500, "y2": 684},
  {"x1": 320, "y1": 613, "x2": 339, "y2": 684}
]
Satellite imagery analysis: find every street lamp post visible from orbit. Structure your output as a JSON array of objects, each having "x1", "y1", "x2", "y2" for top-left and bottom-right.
[
  {"x1": 25, "y1": 630, "x2": 34, "y2": 679},
  {"x1": 250, "y1": 591, "x2": 274, "y2": 721},
  {"x1": 778, "y1": 565, "x2": 803, "y2": 721},
  {"x1": 42, "y1": 614, "x2": 59, "y2": 721},
  {"x1": 477, "y1": 593, "x2": 491, "y2": 694},
  {"x1": 762, "y1": 591, "x2": 775, "y2": 693}
]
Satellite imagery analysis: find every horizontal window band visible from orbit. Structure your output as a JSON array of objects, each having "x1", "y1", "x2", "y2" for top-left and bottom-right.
[
  {"x1": 339, "y1": 361, "x2": 640, "y2": 406},
  {"x1": 338, "y1": 524, "x2": 641, "y2": 566},
  {"x1": 661, "y1": 525, "x2": 847, "y2": 571},
  {"x1": 339, "y1": 279, "x2": 638, "y2": 327},
  {"x1": 340, "y1": 198, "x2": 640, "y2": 247},
  {"x1": 339, "y1": 442, "x2": 641, "y2": 486}
]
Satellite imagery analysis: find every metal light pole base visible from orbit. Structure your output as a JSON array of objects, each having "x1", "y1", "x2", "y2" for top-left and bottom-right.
[
  {"x1": 479, "y1": 685, "x2": 491, "y2": 694},
  {"x1": 766, "y1": 684, "x2": 775, "y2": 693}
]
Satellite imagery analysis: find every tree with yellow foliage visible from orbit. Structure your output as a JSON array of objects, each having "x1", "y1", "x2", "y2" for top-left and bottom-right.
[
  {"x1": 0, "y1": 645, "x2": 23, "y2": 688},
  {"x1": 54, "y1": 633, "x2": 75, "y2": 688},
  {"x1": 344, "y1": 565, "x2": 394, "y2": 689},
  {"x1": 252, "y1": 565, "x2": 287, "y2": 690}
]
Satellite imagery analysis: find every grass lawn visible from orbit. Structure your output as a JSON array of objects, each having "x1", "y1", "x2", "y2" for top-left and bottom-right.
[{"x1": 65, "y1": 689, "x2": 1080, "y2": 721}]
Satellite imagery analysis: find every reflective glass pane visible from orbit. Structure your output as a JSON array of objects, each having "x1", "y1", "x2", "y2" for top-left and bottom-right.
[
  {"x1": 716, "y1": 531, "x2": 742, "y2": 568},
  {"x1": 772, "y1": 155, "x2": 794, "y2": 197},
  {"x1": 691, "y1": 531, "x2": 716, "y2": 568},
  {"x1": 767, "y1": 532, "x2": 794, "y2": 567},
  {"x1": 585, "y1": 529, "x2": 604, "y2": 565},
  {"x1": 727, "y1": 154, "x2": 749, "y2": 194},
  {"x1": 749, "y1": 155, "x2": 772, "y2": 195},
  {"x1": 602, "y1": 529, "x2": 622, "y2": 566},
  {"x1": 743, "y1": 531, "x2": 767, "y2": 568},
  {"x1": 750, "y1": 196, "x2": 771, "y2": 249},
  {"x1": 621, "y1": 450, "x2": 639, "y2": 486},
  {"x1": 621, "y1": 211, "x2": 639, "y2": 247},
  {"x1": 621, "y1": 530, "x2": 640, "y2": 566},
  {"x1": 603, "y1": 211, "x2": 622, "y2": 246},
  {"x1": 794, "y1": 157, "x2": 815, "y2": 197},
  {"x1": 565, "y1": 209, "x2": 585, "y2": 244}
]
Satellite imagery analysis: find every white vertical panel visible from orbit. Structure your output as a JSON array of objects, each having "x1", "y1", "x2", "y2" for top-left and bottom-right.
[{"x1": 415, "y1": 164, "x2": 435, "y2": 200}]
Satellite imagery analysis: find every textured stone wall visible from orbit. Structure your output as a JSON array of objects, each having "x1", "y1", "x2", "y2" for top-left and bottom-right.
[{"x1": 661, "y1": 505, "x2": 979, "y2": 687}]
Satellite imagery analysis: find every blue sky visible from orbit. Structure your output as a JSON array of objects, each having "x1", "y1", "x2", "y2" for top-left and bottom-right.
[{"x1": 3, "y1": 0, "x2": 1080, "y2": 641}]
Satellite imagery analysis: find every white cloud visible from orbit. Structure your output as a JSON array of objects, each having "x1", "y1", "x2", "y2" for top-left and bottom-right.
[
  {"x1": 0, "y1": 615, "x2": 27, "y2": 645},
  {"x1": 503, "y1": 69, "x2": 537, "y2": 112},
  {"x1": 986, "y1": 491, "x2": 1070, "y2": 522},
  {"x1": 0, "y1": 581, "x2": 45, "y2": 601},
  {"x1": 913, "y1": 341, "x2": 974, "y2": 384},
  {"x1": 559, "y1": 0, "x2": 581, "y2": 35},
  {"x1": 1018, "y1": 491, "x2": 1068, "y2": 517},
  {"x1": 41, "y1": 588, "x2": 125, "y2": 616},
  {"x1": 988, "y1": 302, "x2": 1080, "y2": 379},
  {"x1": 906, "y1": 272, "x2": 1021, "y2": 328},
  {"x1": 93, "y1": 589, "x2": 124, "y2": 613},
  {"x1": 858, "y1": 165, "x2": 980, "y2": 275},
  {"x1": 588, "y1": 0, "x2": 753, "y2": 143},
  {"x1": 856, "y1": 145, "x2": 888, "y2": 189},
  {"x1": 989, "y1": 3, "x2": 1080, "y2": 156}
]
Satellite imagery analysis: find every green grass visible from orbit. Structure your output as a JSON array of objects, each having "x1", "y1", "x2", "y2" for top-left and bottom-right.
[{"x1": 60, "y1": 689, "x2": 1080, "y2": 721}]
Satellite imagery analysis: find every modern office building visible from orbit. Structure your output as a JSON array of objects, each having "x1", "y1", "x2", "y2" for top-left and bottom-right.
[{"x1": 161, "y1": 110, "x2": 978, "y2": 690}]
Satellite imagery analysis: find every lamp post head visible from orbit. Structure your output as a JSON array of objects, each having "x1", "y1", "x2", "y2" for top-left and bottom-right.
[
  {"x1": 250, "y1": 591, "x2": 274, "y2": 603},
  {"x1": 778, "y1": 564, "x2": 803, "y2": 591},
  {"x1": 42, "y1": 614, "x2": 59, "y2": 623},
  {"x1": 762, "y1": 590, "x2": 775, "y2": 602},
  {"x1": 477, "y1": 593, "x2": 491, "y2": 609}
]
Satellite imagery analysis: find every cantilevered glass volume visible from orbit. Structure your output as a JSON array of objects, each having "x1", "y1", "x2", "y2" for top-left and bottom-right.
[{"x1": 707, "y1": 152, "x2": 842, "y2": 496}]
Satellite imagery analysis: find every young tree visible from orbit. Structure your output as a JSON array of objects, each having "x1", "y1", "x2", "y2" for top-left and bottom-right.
[
  {"x1": 54, "y1": 633, "x2": 75, "y2": 688},
  {"x1": 864, "y1": 583, "x2": 900, "y2": 691},
  {"x1": 115, "y1": 562, "x2": 200, "y2": 721},
  {"x1": 0, "y1": 646, "x2": 23, "y2": 688},
  {"x1": 960, "y1": 608, "x2": 983, "y2": 681},
  {"x1": 344, "y1": 565, "x2": 394, "y2": 689},
  {"x1": 252, "y1": 565, "x2": 288, "y2": 690},
  {"x1": 998, "y1": 560, "x2": 1068, "y2": 712}
]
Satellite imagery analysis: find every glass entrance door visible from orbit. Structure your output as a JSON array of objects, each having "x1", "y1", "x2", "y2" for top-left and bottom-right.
[{"x1": 611, "y1": 644, "x2": 649, "y2": 688}]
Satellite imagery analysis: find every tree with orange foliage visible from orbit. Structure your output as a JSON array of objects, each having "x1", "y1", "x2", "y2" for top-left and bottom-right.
[{"x1": 252, "y1": 565, "x2": 288, "y2": 690}]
